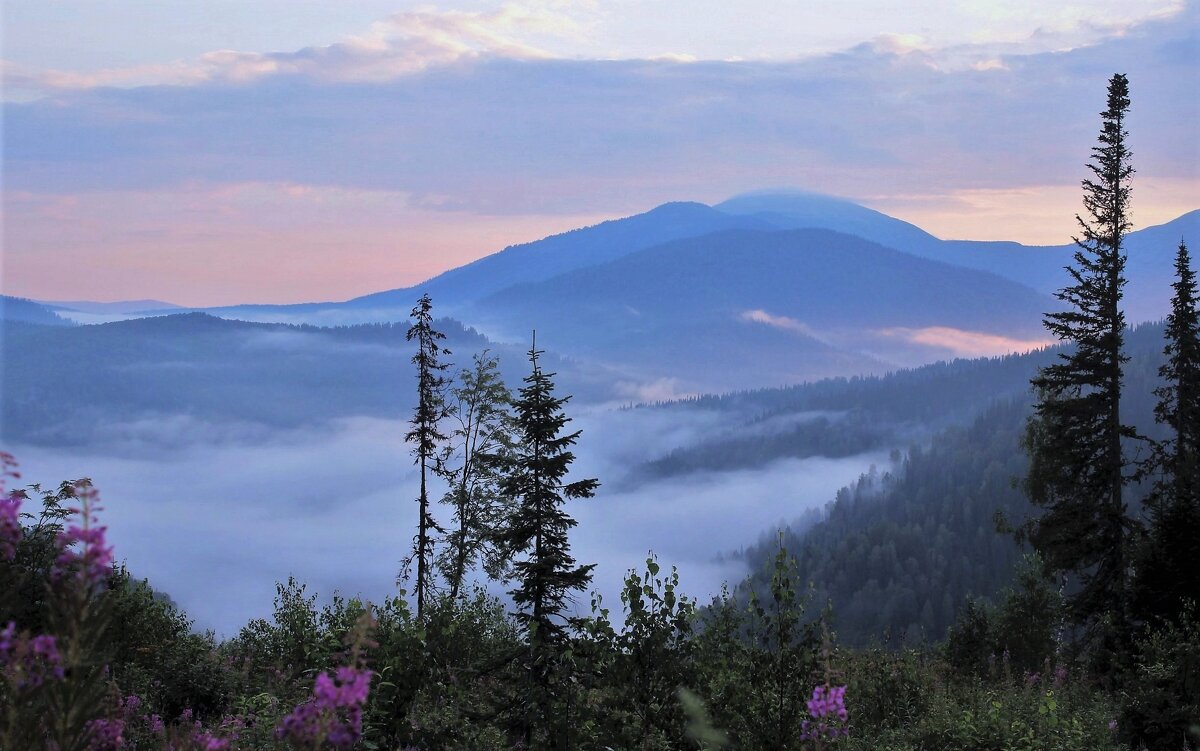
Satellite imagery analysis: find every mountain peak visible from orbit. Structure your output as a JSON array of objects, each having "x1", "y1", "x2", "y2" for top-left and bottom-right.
[{"x1": 715, "y1": 189, "x2": 941, "y2": 252}]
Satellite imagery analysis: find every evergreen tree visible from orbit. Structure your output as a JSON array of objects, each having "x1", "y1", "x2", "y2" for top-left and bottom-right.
[
  {"x1": 1135, "y1": 241, "x2": 1200, "y2": 624},
  {"x1": 1021, "y1": 73, "x2": 1138, "y2": 672},
  {"x1": 405, "y1": 293, "x2": 451, "y2": 620},
  {"x1": 499, "y1": 337, "x2": 598, "y2": 748},
  {"x1": 437, "y1": 350, "x2": 517, "y2": 601}
]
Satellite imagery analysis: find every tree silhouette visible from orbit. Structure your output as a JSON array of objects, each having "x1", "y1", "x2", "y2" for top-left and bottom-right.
[
  {"x1": 405, "y1": 293, "x2": 451, "y2": 619},
  {"x1": 499, "y1": 336, "x2": 598, "y2": 748},
  {"x1": 1135, "y1": 241, "x2": 1200, "y2": 624},
  {"x1": 1022, "y1": 73, "x2": 1138, "y2": 675}
]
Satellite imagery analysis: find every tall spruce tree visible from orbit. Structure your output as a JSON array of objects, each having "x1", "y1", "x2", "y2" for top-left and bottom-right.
[
  {"x1": 437, "y1": 350, "x2": 517, "y2": 601},
  {"x1": 1022, "y1": 73, "x2": 1138, "y2": 671},
  {"x1": 500, "y1": 337, "x2": 598, "y2": 748},
  {"x1": 405, "y1": 293, "x2": 451, "y2": 619},
  {"x1": 1135, "y1": 241, "x2": 1200, "y2": 623}
]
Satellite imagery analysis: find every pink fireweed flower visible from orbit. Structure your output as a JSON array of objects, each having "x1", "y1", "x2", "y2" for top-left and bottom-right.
[
  {"x1": 0, "y1": 452, "x2": 22, "y2": 561},
  {"x1": 52, "y1": 481, "x2": 114, "y2": 588},
  {"x1": 191, "y1": 730, "x2": 230, "y2": 751},
  {"x1": 0, "y1": 494, "x2": 20, "y2": 561},
  {"x1": 85, "y1": 718, "x2": 125, "y2": 751},
  {"x1": 1, "y1": 622, "x2": 65, "y2": 690},
  {"x1": 277, "y1": 665, "x2": 373, "y2": 748},
  {"x1": 800, "y1": 684, "x2": 850, "y2": 742}
]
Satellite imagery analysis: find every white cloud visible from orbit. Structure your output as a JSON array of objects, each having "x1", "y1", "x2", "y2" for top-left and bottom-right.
[
  {"x1": 740, "y1": 310, "x2": 825, "y2": 341},
  {"x1": 2, "y1": 3, "x2": 576, "y2": 94}
]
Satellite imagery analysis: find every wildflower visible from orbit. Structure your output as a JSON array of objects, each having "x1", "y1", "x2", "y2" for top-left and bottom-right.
[
  {"x1": 0, "y1": 494, "x2": 20, "y2": 561},
  {"x1": 800, "y1": 684, "x2": 850, "y2": 741},
  {"x1": 277, "y1": 665, "x2": 372, "y2": 749},
  {"x1": 191, "y1": 730, "x2": 230, "y2": 751},
  {"x1": 1, "y1": 624, "x2": 65, "y2": 689},
  {"x1": 86, "y1": 717, "x2": 124, "y2": 751},
  {"x1": 0, "y1": 454, "x2": 21, "y2": 561},
  {"x1": 1053, "y1": 665, "x2": 1068, "y2": 686},
  {"x1": 1025, "y1": 671, "x2": 1041, "y2": 687},
  {"x1": 52, "y1": 481, "x2": 114, "y2": 588},
  {"x1": 1109, "y1": 719, "x2": 1119, "y2": 732}
]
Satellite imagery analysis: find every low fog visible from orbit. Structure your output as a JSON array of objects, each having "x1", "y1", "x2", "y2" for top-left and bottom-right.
[{"x1": 8, "y1": 406, "x2": 887, "y2": 637}]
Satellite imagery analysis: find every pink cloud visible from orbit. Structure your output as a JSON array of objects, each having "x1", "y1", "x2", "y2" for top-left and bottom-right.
[{"x1": 877, "y1": 326, "x2": 1053, "y2": 357}]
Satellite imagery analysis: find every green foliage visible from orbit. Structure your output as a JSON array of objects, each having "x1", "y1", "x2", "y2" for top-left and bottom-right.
[
  {"x1": 1120, "y1": 602, "x2": 1200, "y2": 750},
  {"x1": 695, "y1": 544, "x2": 820, "y2": 750},
  {"x1": 367, "y1": 588, "x2": 522, "y2": 750},
  {"x1": 437, "y1": 349, "x2": 519, "y2": 600},
  {"x1": 841, "y1": 651, "x2": 1122, "y2": 751},
  {"x1": 0, "y1": 480, "x2": 75, "y2": 630},
  {"x1": 945, "y1": 555, "x2": 1063, "y2": 679},
  {"x1": 104, "y1": 569, "x2": 232, "y2": 721},
  {"x1": 576, "y1": 553, "x2": 698, "y2": 750}
]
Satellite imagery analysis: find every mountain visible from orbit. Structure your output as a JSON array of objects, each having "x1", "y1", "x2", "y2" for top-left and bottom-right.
[
  {"x1": 35, "y1": 191, "x2": 1191, "y2": 393},
  {"x1": 352, "y1": 201, "x2": 776, "y2": 310},
  {"x1": 200, "y1": 202, "x2": 773, "y2": 323},
  {"x1": 0, "y1": 296, "x2": 71, "y2": 326},
  {"x1": 41, "y1": 299, "x2": 182, "y2": 314},
  {"x1": 165, "y1": 192, "x2": 1193, "y2": 340},
  {"x1": 715, "y1": 192, "x2": 1199, "y2": 322},
  {"x1": 468, "y1": 228, "x2": 1052, "y2": 390},
  {"x1": 1, "y1": 314, "x2": 613, "y2": 445},
  {"x1": 715, "y1": 190, "x2": 943, "y2": 254},
  {"x1": 929, "y1": 211, "x2": 1199, "y2": 321}
]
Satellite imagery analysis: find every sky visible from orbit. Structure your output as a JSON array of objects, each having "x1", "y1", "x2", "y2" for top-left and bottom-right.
[{"x1": 2, "y1": 0, "x2": 1198, "y2": 306}]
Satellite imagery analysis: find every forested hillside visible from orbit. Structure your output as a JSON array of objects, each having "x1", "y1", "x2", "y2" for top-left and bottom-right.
[{"x1": 735, "y1": 321, "x2": 1173, "y2": 646}]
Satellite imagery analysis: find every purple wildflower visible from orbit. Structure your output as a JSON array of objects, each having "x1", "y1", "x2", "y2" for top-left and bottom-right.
[
  {"x1": 52, "y1": 481, "x2": 114, "y2": 588},
  {"x1": 1109, "y1": 719, "x2": 1119, "y2": 732},
  {"x1": 85, "y1": 717, "x2": 125, "y2": 751},
  {"x1": 146, "y1": 715, "x2": 165, "y2": 735},
  {"x1": 800, "y1": 684, "x2": 850, "y2": 741},
  {"x1": 277, "y1": 665, "x2": 373, "y2": 749},
  {"x1": 27, "y1": 635, "x2": 65, "y2": 682},
  {"x1": 0, "y1": 494, "x2": 20, "y2": 561},
  {"x1": 0, "y1": 453, "x2": 21, "y2": 561},
  {"x1": 191, "y1": 730, "x2": 230, "y2": 751},
  {"x1": 1025, "y1": 671, "x2": 1041, "y2": 687},
  {"x1": 1, "y1": 623, "x2": 65, "y2": 689},
  {"x1": 1053, "y1": 665, "x2": 1068, "y2": 686}
]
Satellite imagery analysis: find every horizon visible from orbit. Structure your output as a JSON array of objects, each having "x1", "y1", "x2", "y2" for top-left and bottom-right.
[
  {"x1": 8, "y1": 193, "x2": 1200, "y2": 310},
  {"x1": 2, "y1": 0, "x2": 1197, "y2": 306}
]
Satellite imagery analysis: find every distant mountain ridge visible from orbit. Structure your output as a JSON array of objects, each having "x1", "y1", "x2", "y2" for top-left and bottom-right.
[
  {"x1": 24, "y1": 190, "x2": 1195, "y2": 391},
  {"x1": 183, "y1": 191, "x2": 1195, "y2": 329},
  {"x1": 0, "y1": 296, "x2": 71, "y2": 327},
  {"x1": 349, "y1": 201, "x2": 775, "y2": 312}
]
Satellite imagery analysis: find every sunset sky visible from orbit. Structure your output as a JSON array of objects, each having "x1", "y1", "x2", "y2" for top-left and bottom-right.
[{"x1": 2, "y1": 0, "x2": 1197, "y2": 306}]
